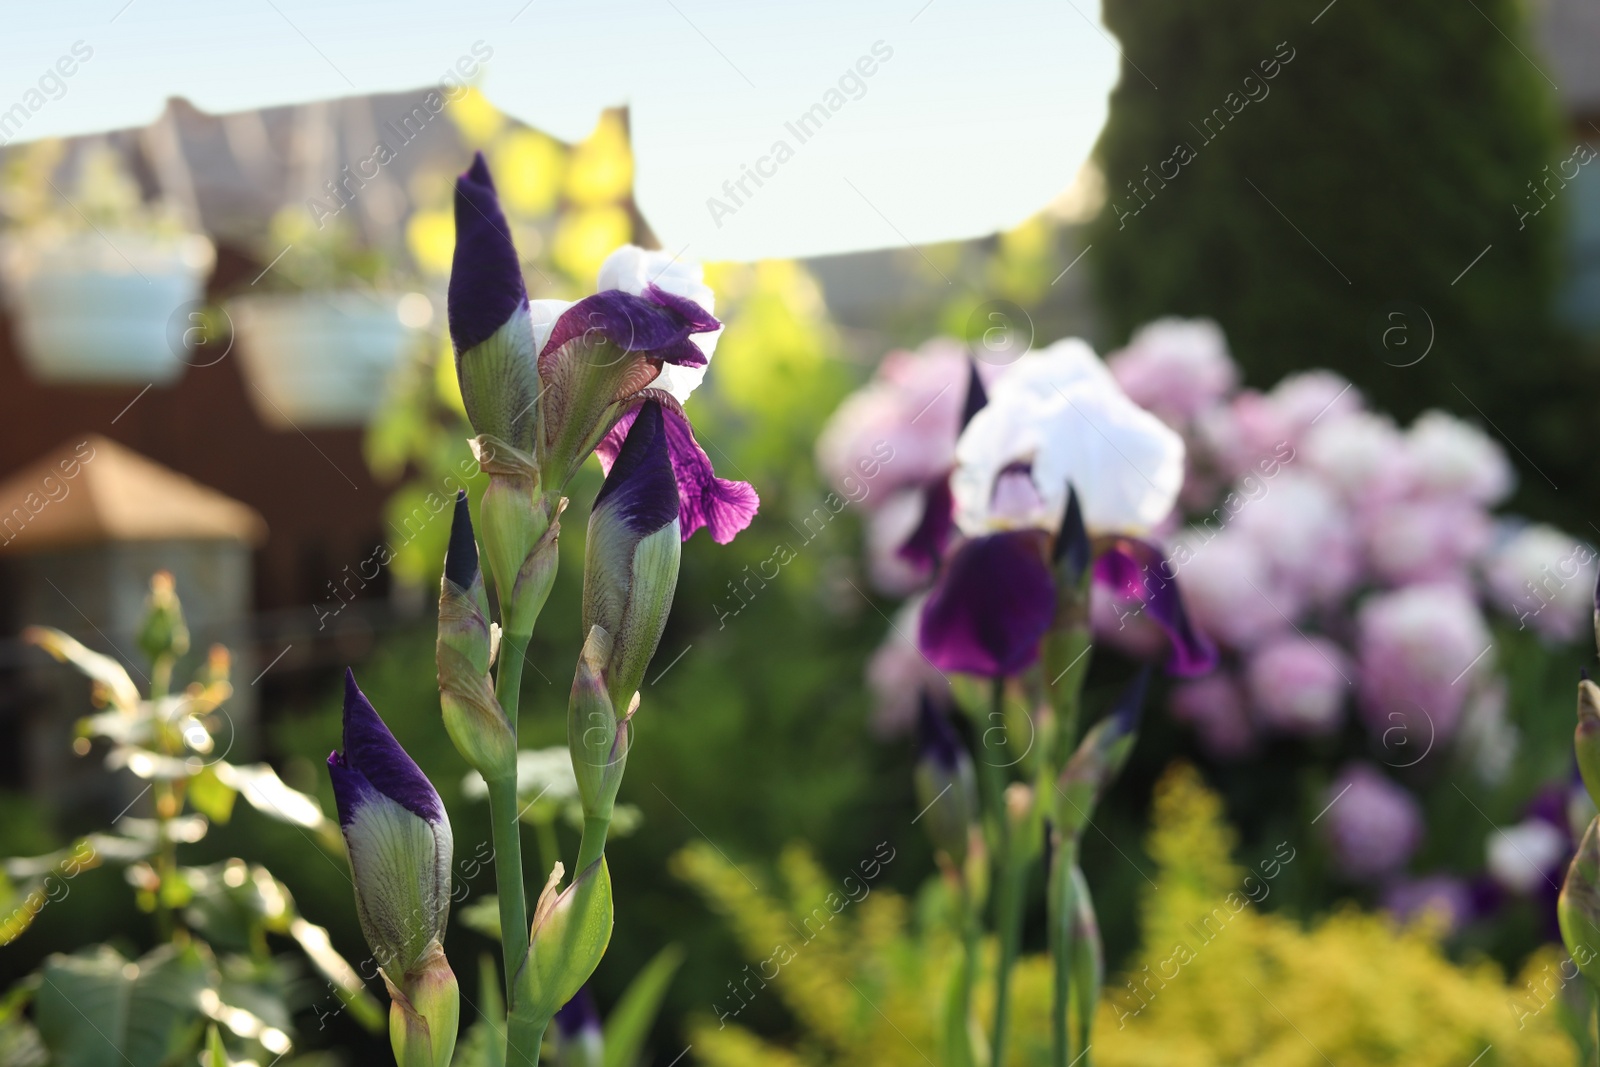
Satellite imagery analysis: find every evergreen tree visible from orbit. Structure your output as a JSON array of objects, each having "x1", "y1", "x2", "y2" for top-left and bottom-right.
[{"x1": 1088, "y1": 0, "x2": 1585, "y2": 520}]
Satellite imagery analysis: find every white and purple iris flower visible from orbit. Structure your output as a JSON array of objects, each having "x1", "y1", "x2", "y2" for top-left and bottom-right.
[
  {"x1": 327, "y1": 670, "x2": 453, "y2": 976},
  {"x1": 916, "y1": 339, "x2": 1216, "y2": 679},
  {"x1": 449, "y1": 152, "x2": 757, "y2": 544}
]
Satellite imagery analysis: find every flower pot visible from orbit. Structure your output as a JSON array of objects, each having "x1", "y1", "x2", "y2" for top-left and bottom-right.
[
  {"x1": 0, "y1": 230, "x2": 214, "y2": 386},
  {"x1": 229, "y1": 291, "x2": 428, "y2": 429}
]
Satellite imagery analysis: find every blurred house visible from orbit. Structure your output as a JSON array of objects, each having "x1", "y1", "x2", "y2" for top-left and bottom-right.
[
  {"x1": 0, "y1": 93, "x2": 473, "y2": 803},
  {"x1": 0, "y1": 436, "x2": 262, "y2": 818}
]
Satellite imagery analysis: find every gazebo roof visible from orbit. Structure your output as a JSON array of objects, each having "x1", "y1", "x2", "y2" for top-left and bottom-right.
[{"x1": 0, "y1": 435, "x2": 266, "y2": 552}]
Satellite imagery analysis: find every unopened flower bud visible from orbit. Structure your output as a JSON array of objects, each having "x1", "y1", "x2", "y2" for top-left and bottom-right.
[
  {"x1": 137, "y1": 570, "x2": 190, "y2": 665},
  {"x1": 1056, "y1": 669, "x2": 1149, "y2": 837},
  {"x1": 1559, "y1": 815, "x2": 1600, "y2": 989},
  {"x1": 555, "y1": 986, "x2": 604, "y2": 1067},
  {"x1": 327, "y1": 670, "x2": 453, "y2": 977},
  {"x1": 449, "y1": 153, "x2": 541, "y2": 454},
  {"x1": 583, "y1": 400, "x2": 681, "y2": 708},
  {"x1": 1578, "y1": 672, "x2": 1600, "y2": 812},
  {"x1": 438, "y1": 492, "x2": 516, "y2": 781},
  {"x1": 520, "y1": 858, "x2": 614, "y2": 1026},
  {"x1": 383, "y1": 941, "x2": 460, "y2": 1067},
  {"x1": 914, "y1": 696, "x2": 977, "y2": 868},
  {"x1": 568, "y1": 627, "x2": 631, "y2": 823}
]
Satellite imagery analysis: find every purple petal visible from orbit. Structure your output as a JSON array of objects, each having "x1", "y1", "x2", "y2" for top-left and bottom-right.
[
  {"x1": 897, "y1": 478, "x2": 955, "y2": 575},
  {"x1": 543, "y1": 288, "x2": 718, "y2": 367},
  {"x1": 444, "y1": 490, "x2": 478, "y2": 589},
  {"x1": 1053, "y1": 485, "x2": 1090, "y2": 579},
  {"x1": 593, "y1": 400, "x2": 679, "y2": 536},
  {"x1": 960, "y1": 357, "x2": 988, "y2": 428},
  {"x1": 918, "y1": 531, "x2": 1055, "y2": 677},
  {"x1": 337, "y1": 669, "x2": 444, "y2": 825},
  {"x1": 598, "y1": 397, "x2": 759, "y2": 544},
  {"x1": 326, "y1": 750, "x2": 377, "y2": 828},
  {"x1": 643, "y1": 284, "x2": 720, "y2": 332},
  {"x1": 1094, "y1": 539, "x2": 1218, "y2": 676},
  {"x1": 448, "y1": 152, "x2": 527, "y2": 355}
]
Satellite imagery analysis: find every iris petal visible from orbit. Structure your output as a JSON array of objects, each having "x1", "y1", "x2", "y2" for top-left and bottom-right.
[
  {"x1": 918, "y1": 530, "x2": 1056, "y2": 677},
  {"x1": 1095, "y1": 538, "x2": 1218, "y2": 676},
  {"x1": 597, "y1": 396, "x2": 759, "y2": 545},
  {"x1": 334, "y1": 669, "x2": 445, "y2": 825}
]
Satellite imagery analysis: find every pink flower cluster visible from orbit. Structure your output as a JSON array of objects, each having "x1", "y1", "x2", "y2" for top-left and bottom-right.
[{"x1": 1104, "y1": 319, "x2": 1596, "y2": 760}]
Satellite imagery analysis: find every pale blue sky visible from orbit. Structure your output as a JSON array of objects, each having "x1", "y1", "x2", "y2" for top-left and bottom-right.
[{"x1": 0, "y1": 0, "x2": 1120, "y2": 259}]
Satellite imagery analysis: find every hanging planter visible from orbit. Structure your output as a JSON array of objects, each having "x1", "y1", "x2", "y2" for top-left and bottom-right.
[
  {"x1": 229, "y1": 290, "x2": 429, "y2": 429},
  {"x1": 0, "y1": 229, "x2": 214, "y2": 386}
]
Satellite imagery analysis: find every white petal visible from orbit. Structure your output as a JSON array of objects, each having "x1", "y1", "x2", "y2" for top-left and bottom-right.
[
  {"x1": 952, "y1": 337, "x2": 1183, "y2": 537},
  {"x1": 527, "y1": 298, "x2": 574, "y2": 358}
]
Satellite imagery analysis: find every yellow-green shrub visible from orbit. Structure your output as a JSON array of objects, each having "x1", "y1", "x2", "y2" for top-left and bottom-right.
[{"x1": 676, "y1": 765, "x2": 1579, "y2": 1067}]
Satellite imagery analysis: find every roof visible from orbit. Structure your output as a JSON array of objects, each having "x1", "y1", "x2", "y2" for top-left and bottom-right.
[{"x1": 0, "y1": 435, "x2": 266, "y2": 552}]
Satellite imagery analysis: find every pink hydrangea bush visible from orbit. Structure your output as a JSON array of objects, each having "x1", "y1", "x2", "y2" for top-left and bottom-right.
[{"x1": 820, "y1": 317, "x2": 1597, "y2": 903}]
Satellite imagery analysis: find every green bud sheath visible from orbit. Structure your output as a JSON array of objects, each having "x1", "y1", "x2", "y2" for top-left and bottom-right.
[
  {"x1": 914, "y1": 697, "x2": 978, "y2": 869},
  {"x1": 471, "y1": 435, "x2": 553, "y2": 640},
  {"x1": 439, "y1": 493, "x2": 517, "y2": 781},
  {"x1": 1055, "y1": 669, "x2": 1149, "y2": 835},
  {"x1": 1559, "y1": 815, "x2": 1600, "y2": 988},
  {"x1": 569, "y1": 626, "x2": 628, "y2": 822},
  {"x1": 583, "y1": 400, "x2": 682, "y2": 709},
  {"x1": 1578, "y1": 678, "x2": 1600, "y2": 811},
  {"x1": 384, "y1": 942, "x2": 460, "y2": 1067},
  {"x1": 520, "y1": 858, "x2": 614, "y2": 1026}
]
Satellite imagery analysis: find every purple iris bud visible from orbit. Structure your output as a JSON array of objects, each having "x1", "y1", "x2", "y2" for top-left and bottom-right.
[
  {"x1": 555, "y1": 986, "x2": 603, "y2": 1067},
  {"x1": 918, "y1": 530, "x2": 1056, "y2": 677},
  {"x1": 592, "y1": 400, "x2": 679, "y2": 538},
  {"x1": 447, "y1": 152, "x2": 540, "y2": 452},
  {"x1": 327, "y1": 670, "x2": 452, "y2": 975},
  {"x1": 444, "y1": 490, "x2": 478, "y2": 590},
  {"x1": 542, "y1": 286, "x2": 719, "y2": 368},
  {"x1": 585, "y1": 401, "x2": 683, "y2": 710},
  {"x1": 448, "y1": 152, "x2": 526, "y2": 355},
  {"x1": 555, "y1": 985, "x2": 601, "y2": 1040},
  {"x1": 915, "y1": 694, "x2": 977, "y2": 866},
  {"x1": 1094, "y1": 538, "x2": 1218, "y2": 676},
  {"x1": 917, "y1": 692, "x2": 967, "y2": 772},
  {"x1": 595, "y1": 399, "x2": 759, "y2": 545}
]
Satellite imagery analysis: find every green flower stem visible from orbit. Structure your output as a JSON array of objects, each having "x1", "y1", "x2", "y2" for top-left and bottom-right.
[
  {"x1": 1592, "y1": 985, "x2": 1599, "y2": 1067},
  {"x1": 946, "y1": 880, "x2": 981, "y2": 1067},
  {"x1": 576, "y1": 813, "x2": 611, "y2": 873},
  {"x1": 149, "y1": 654, "x2": 178, "y2": 940},
  {"x1": 491, "y1": 632, "x2": 536, "y2": 1066},
  {"x1": 984, "y1": 678, "x2": 1038, "y2": 1067},
  {"x1": 1047, "y1": 837, "x2": 1076, "y2": 1067}
]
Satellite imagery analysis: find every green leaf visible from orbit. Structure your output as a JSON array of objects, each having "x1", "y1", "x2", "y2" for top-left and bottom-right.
[
  {"x1": 601, "y1": 944, "x2": 683, "y2": 1067},
  {"x1": 215, "y1": 762, "x2": 329, "y2": 832},
  {"x1": 24, "y1": 627, "x2": 141, "y2": 711},
  {"x1": 204, "y1": 1023, "x2": 233, "y2": 1067},
  {"x1": 287, "y1": 917, "x2": 385, "y2": 1033},
  {"x1": 34, "y1": 943, "x2": 212, "y2": 1067},
  {"x1": 188, "y1": 766, "x2": 238, "y2": 824}
]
